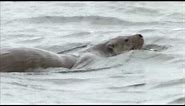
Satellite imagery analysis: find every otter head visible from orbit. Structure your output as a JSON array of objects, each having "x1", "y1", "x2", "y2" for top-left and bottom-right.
[{"x1": 106, "y1": 34, "x2": 144, "y2": 55}]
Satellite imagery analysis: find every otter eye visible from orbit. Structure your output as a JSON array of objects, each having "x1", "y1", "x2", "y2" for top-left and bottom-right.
[
  {"x1": 111, "y1": 44, "x2": 115, "y2": 48},
  {"x1": 125, "y1": 39, "x2": 129, "y2": 42}
]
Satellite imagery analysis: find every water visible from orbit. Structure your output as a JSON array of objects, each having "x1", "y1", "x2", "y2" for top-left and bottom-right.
[{"x1": 0, "y1": 1, "x2": 185, "y2": 105}]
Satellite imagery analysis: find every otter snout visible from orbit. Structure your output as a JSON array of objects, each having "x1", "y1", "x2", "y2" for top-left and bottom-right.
[{"x1": 133, "y1": 34, "x2": 143, "y2": 38}]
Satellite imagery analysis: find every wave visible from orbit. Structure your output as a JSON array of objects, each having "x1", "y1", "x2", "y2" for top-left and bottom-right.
[
  {"x1": 18, "y1": 36, "x2": 44, "y2": 43},
  {"x1": 9, "y1": 15, "x2": 167, "y2": 26},
  {"x1": 109, "y1": 82, "x2": 146, "y2": 90},
  {"x1": 57, "y1": 64, "x2": 122, "y2": 73},
  {"x1": 125, "y1": 6, "x2": 161, "y2": 16},
  {"x1": 167, "y1": 96, "x2": 185, "y2": 104}
]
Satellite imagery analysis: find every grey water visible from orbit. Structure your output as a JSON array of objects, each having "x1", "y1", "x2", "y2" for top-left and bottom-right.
[{"x1": 0, "y1": 1, "x2": 185, "y2": 105}]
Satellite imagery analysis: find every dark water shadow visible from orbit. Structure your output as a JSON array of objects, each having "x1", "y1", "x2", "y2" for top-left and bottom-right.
[
  {"x1": 167, "y1": 97, "x2": 185, "y2": 105},
  {"x1": 142, "y1": 44, "x2": 169, "y2": 52},
  {"x1": 151, "y1": 78, "x2": 185, "y2": 89}
]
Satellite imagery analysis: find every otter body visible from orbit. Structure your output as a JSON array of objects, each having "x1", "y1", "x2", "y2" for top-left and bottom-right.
[{"x1": 0, "y1": 48, "x2": 78, "y2": 72}]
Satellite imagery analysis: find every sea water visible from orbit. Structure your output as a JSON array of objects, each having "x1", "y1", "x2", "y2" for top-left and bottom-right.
[{"x1": 0, "y1": 1, "x2": 185, "y2": 105}]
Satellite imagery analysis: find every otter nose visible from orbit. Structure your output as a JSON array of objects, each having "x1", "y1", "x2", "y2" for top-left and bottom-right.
[{"x1": 136, "y1": 34, "x2": 143, "y2": 38}]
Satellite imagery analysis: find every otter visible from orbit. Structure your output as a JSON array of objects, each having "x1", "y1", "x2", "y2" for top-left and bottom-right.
[{"x1": 0, "y1": 34, "x2": 144, "y2": 72}]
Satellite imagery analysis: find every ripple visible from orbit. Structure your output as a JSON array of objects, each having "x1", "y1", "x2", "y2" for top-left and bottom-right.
[
  {"x1": 62, "y1": 32, "x2": 91, "y2": 38},
  {"x1": 109, "y1": 82, "x2": 146, "y2": 90},
  {"x1": 151, "y1": 78, "x2": 185, "y2": 89},
  {"x1": 126, "y1": 6, "x2": 161, "y2": 16},
  {"x1": 58, "y1": 64, "x2": 122, "y2": 73},
  {"x1": 40, "y1": 78, "x2": 90, "y2": 85},
  {"x1": 138, "y1": 29, "x2": 157, "y2": 33},
  {"x1": 143, "y1": 44, "x2": 169, "y2": 52},
  {"x1": 18, "y1": 36, "x2": 44, "y2": 43}
]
